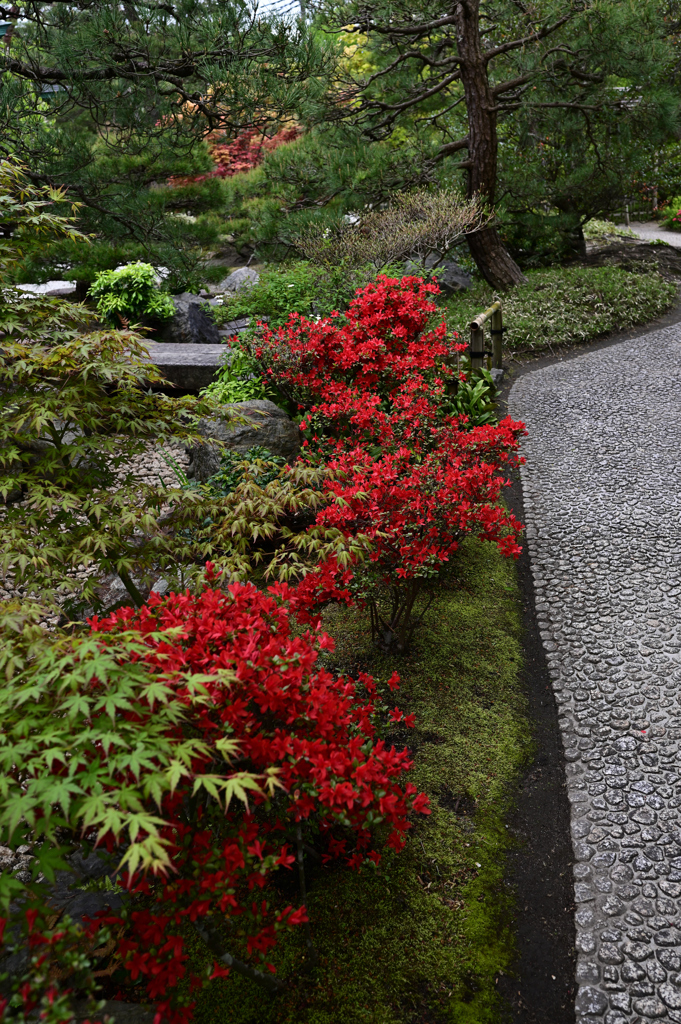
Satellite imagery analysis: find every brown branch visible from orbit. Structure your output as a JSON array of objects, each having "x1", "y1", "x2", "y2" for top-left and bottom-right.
[
  {"x1": 437, "y1": 136, "x2": 470, "y2": 158},
  {"x1": 483, "y1": 14, "x2": 574, "y2": 62},
  {"x1": 363, "y1": 49, "x2": 461, "y2": 86},
  {"x1": 364, "y1": 70, "x2": 461, "y2": 116},
  {"x1": 359, "y1": 13, "x2": 459, "y2": 38},
  {"x1": 492, "y1": 73, "x2": 532, "y2": 97},
  {"x1": 494, "y1": 100, "x2": 602, "y2": 113}
]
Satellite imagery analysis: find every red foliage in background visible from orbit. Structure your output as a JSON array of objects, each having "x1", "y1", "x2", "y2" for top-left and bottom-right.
[{"x1": 169, "y1": 127, "x2": 301, "y2": 187}]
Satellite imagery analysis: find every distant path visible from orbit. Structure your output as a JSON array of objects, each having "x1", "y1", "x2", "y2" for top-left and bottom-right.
[
  {"x1": 509, "y1": 325, "x2": 681, "y2": 1024},
  {"x1": 624, "y1": 221, "x2": 681, "y2": 249}
]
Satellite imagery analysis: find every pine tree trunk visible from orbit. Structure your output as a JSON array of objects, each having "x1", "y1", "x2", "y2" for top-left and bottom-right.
[{"x1": 455, "y1": 0, "x2": 527, "y2": 289}]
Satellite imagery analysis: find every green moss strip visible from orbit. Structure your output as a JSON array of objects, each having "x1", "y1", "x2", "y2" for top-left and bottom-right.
[
  {"x1": 191, "y1": 538, "x2": 530, "y2": 1024},
  {"x1": 444, "y1": 265, "x2": 677, "y2": 353}
]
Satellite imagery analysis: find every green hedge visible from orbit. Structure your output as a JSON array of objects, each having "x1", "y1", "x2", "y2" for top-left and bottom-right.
[{"x1": 444, "y1": 265, "x2": 677, "y2": 353}]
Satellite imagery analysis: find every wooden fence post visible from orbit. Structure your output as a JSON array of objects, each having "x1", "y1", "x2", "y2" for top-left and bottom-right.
[
  {"x1": 470, "y1": 323, "x2": 485, "y2": 369},
  {"x1": 491, "y1": 307, "x2": 503, "y2": 370},
  {"x1": 469, "y1": 300, "x2": 503, "y2": 370}
]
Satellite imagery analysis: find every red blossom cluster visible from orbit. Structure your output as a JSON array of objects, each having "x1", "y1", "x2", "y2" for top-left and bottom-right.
[
  {"x1": 83, "y1": 577, "x2": 428, "y2": 1021},
  {"x1": 255, "y1": 275, "x2": 526, "y2": 646}
]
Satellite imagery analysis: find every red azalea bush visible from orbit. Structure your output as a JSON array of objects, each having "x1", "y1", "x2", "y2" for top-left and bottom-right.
[
  {"x1": 254, "y1": 275, "x2": 452, "y2": 447},
  {"x1": 85, "y1": 577, "x2": 428, "y2": 1021},
  {"x1": 250, "y1": 274, "x2": 526, "y2": 645},
  {"x1": 296, "y1": 420, "x2": 524, "y2": 649},
  {"x1": 253, "y1": 273, "x2": 509, "y2": 457}
]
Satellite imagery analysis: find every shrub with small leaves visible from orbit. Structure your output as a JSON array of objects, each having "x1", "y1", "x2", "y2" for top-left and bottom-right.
[{"x1": 89, "y1": 262, "x2": 175, "y2": 326}]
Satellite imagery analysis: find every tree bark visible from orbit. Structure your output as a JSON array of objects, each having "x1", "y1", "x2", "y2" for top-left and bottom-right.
[{"x1": 455, "y1": 0, "x2": 527, "y2": 289}]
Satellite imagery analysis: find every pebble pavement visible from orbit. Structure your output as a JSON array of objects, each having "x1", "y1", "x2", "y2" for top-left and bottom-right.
[
  {"x1": 623, "y1": 222, "x2": 681, "y2": 249},
  {"x1": 509, "y1": 325, "x2": 681, "y2": 1023}
]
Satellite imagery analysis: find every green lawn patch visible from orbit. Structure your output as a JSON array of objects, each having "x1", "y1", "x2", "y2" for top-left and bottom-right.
[
  {"x1": 191, "y1": 538, "x2": 530, "y2": 1024},
  {"x1": 444, "y1": 265, "x2": 677, "y2": 353}
]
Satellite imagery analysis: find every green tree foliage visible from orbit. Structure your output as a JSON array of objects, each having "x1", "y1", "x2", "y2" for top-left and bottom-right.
[
  {"x1": 0, "y1": 163, "x2": 216, "y2": 611},
  {"x1": 0, "y1": 0, "x2": 334, "y2": 287},
  {"x1": 497, "y1": 1, "x2": 681, "y2": 263},
  {"x1": 0, "y1": 600, "x2": 256, "y2": 884},
  {"x1": 0, "y1": 163, "x2": 368, "y2": 619},
  {"x1": 227, "y1": 0, "x2": 680, "y2": 275}
]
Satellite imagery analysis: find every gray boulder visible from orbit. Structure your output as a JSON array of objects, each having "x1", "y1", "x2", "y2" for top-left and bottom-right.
[
  {"x1": 221, "y1": 267, "x2": 260, "y2": 293},
  {"x1": 188, "y1": 399, "x2": 301, "y2": 482},
  {"x1": 405, "y1": 255, "x2": 472, "y2": 294},
  {"x1": 157, "y1": 292, "x2": 221, "y2": 345}
]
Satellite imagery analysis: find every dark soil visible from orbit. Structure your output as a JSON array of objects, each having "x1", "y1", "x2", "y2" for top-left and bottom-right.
[
  {"x1": 492, "y1": 292, "x2": 681, "y2": 1023},
  {"x1": 495, "y1": 464, "x2": 576, "y2": 1024},
  {"x1": 574, "y1": 239, "x2": 681, "y2": 280}
]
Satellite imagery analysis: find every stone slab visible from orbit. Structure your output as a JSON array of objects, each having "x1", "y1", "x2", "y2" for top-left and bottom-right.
[
  {"x1": 15, "y1": 280, "x2": 76, "y2": 297},
  {"x1": 143, "y1": 342, "x2": 228, "y2": 390}
]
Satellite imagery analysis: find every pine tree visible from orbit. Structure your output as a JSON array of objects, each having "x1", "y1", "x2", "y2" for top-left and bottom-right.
[
  {"x1": 311, "y1": 0, "x2": 680, "y2": 287},
  {"x1": 0, "y1": 0, "x2": 333, "y2": 287}
]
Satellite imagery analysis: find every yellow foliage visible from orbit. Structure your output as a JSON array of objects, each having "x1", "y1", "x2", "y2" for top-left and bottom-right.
[{"x1": 337, "y1": 30, "x2": 377, "y2": 78}]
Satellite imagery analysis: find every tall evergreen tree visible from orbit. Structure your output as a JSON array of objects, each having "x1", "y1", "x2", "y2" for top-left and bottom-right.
[{"x1": 312, "y1": 0, "x2": 679, "y2": 287}]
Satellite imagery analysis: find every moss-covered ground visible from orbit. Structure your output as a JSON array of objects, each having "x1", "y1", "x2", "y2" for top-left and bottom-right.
[{"x1": 190, "y1": 538, "x2": 531, "y2": 1024}]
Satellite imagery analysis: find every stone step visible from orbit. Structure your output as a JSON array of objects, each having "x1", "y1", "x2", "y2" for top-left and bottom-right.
[{"x1": 143, "y1": 342, "x2": 228, "y2": 390}]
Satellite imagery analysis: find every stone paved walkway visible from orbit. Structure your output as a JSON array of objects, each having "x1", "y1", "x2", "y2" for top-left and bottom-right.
[
  {"x1": 509, "y1": 326, "x2": 681, "y2": 1023},
  {"x1": 624, "y1": 222, "x2": 681, "y2": 249}
]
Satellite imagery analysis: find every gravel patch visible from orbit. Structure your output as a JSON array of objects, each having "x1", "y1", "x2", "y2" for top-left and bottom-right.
[
  {"x1": 509, "y1": 325, "x2": 681, "y2": 1023},
  {"x1": 0, "y1": 441, "x2": 191, "y2": 614}
]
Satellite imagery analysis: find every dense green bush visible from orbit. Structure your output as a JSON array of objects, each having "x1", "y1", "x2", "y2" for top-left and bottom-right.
[
  {"x1": 200, "y1": 349, "x2": 272, "y2": 405},
  {"x1": 445, "y1": 265, "x2": 677, "y2": 353},
  {"x1": 211, "y1": 261, "x2": 370, "y2": 327},
  {"x1": 89, "y1": 262, "x2": 176, "y2": 325}
]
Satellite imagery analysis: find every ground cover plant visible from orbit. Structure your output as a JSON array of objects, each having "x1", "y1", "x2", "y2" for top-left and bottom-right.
[
  {"x1": 443, "y1": 265, "x2": 677, "y2": 354},
  {"x1": 210, "y1": 261, "x2": 373, "y2": 330}
]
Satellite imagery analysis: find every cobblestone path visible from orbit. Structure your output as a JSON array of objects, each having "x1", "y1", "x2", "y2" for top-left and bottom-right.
[{"x1": 509, "y1": 327, "x2": 681, "y2": 1023}]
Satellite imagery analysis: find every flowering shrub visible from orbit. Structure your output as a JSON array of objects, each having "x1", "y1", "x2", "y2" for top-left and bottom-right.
[
  {"x1": 250, "y1": 275, "x2": 526, "y2": 646},
  {"x1": 659, "y1": 195, "x2": 681, "y2": 231},
  {"x1": 0, "y1": 579, "x2": 428, "y2": 1022},
  {"x1": 295, "y1": 419, "x2": 524, "y2": 649},
  {"x1": 255, "y1": 273, "x2": 445, "y2": 402}
]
